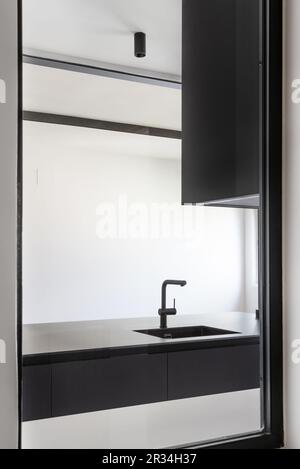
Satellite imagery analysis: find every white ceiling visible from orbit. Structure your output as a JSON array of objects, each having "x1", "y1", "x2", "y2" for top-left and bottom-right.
[
  {"x1": 23, "y1": 0, "x2": 182, "y2": 80},
  {"x1": 23, "y1": 121, "x2": 181, "y2": 161},
  {"x1": 23, "y1": 63, "x2": 181, "y2": 130}
]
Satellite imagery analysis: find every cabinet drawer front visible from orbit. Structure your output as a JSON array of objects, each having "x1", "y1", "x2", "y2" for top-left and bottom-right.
[
  {"x1": 22, "y1": 364, "x2": 52, "y2": 421},
  {"x1": 168, "y1": 344, "x2": 260, "y2": 400},
  {"x1": 52, "y1": 353, "x2": 167, "y2": 417}
]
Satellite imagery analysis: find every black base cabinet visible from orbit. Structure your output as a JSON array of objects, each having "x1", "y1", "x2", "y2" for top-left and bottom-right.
[
  {"x1": 22, "y1": 342, "x2": 260, "y2": 421},
  {"x1": 168, "y1": 344, "x2": 260, "y2": 401},
  {"x1": 52, "y1": 353, "x2": 167, "y2": 418},
  {"x1": 22, "y1": 364, "x2": 52, "y2": 421}
]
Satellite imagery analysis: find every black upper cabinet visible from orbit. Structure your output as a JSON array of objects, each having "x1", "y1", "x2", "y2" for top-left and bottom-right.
[{"x1": 182, "y1": 0, "x2": 261, "y2": 207}]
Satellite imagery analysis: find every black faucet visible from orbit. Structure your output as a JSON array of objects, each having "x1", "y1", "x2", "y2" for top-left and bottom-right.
[{"x1": 158, "y1": 280, "x2": 187, "y2": 329}]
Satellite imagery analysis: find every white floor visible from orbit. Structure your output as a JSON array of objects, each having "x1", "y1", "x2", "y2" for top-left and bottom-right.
[{"x1": 22, "y1": 389, "x2": 261, "y2": 449}]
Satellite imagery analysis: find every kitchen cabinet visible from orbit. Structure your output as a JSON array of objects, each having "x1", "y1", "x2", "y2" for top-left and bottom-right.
[
  {"x1": 52, "y1": 353, "x2": 167, "y2": 418},
  {"x1": 182, "y1": 0, "x2": 261, "y2": 207},
  {"x1": 23, "y1": 340, "x2": 259, "y2": 421},
  {"x1": 22, "y1": 364, "x2": 52, "y2": 422},
  {"x1": 167, "y1": 343, "x2": 260, "y2": 401}
]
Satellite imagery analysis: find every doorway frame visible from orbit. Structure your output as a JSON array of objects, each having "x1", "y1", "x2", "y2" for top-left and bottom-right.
[{"x1": 17, "y1": 0, "x2": 283, "y2": 449}]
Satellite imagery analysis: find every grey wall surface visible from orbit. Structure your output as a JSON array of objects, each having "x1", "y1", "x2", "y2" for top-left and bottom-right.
[{"x1": 0, "y1": 0, "x2": 19, "y2": 449}]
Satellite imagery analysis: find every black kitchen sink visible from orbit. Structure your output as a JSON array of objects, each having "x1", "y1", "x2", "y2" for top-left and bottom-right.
[{"x1": 135, "y1": 325, "x2": 239, "y2": 339}]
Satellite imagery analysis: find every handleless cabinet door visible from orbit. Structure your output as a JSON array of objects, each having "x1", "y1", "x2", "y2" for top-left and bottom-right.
[
  {"x1": 182, "y1": 0, "x2": 261, "y2": 206},
  {"x1": 22, "y1": 365, "x2": 52, "y2": 422},
  {"x1": 168, "y1": 343, "x2": 260, "y2": 400},
  {"x1": 52, "y1": 353, "x2": 167, "y2": 417}
]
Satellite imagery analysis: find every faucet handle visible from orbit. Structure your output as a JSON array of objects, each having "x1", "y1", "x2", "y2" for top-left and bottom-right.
[{"x1": 168, "y1": 298, "x2": 177, "y2": 315}]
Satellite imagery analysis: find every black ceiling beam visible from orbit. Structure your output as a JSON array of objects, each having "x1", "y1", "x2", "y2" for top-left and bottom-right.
[
  {"x1": 23, "y1": 111, "x2": 182, "y2": 140},
  {"x1": 23, "y1": 54, "x2": 182, "y2": 90}
]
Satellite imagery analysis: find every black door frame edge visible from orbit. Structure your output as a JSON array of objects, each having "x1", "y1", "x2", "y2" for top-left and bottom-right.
[
  {"x1": 260, "y1": 0, "x2": 283, "y2": 443},
  {"x1": 17, "y1": 0, "x2": 283, "y2": 449}
]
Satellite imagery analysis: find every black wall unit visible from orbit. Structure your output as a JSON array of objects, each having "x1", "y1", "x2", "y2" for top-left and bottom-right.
[
  {"x1": 168, "y1": 343, "x2": 260, "y2": 401},
  {"x1": 182, "y1": 0, "x2": 261, "y2": 206},
  {"x1": 22, "y1": 364, "x2": 52, "y2": 422},
  {"x1": 52, "y1": 353, "x2": 167, "y2": 418}
]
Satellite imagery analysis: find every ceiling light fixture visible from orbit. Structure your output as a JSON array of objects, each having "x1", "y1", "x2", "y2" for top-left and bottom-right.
[{"x1": 134, "y1": 32, "x2": 146, "y2": 58}]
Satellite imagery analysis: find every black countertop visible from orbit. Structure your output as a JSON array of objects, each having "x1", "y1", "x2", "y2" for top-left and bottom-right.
[{"x1": 23, "y1": 312, "x2": 260, "y2": 365}]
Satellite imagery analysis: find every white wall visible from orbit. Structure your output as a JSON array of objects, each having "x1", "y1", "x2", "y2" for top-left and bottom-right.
[
  {"x1": 23, "y1": 121, "x2": 247, "y2": 324},
  {"x1": 284, "y1": 0, "x2": 300, "y2": 449},
  {"x1": 244, "y1": 210, "x2": 259, "y2": 315}
]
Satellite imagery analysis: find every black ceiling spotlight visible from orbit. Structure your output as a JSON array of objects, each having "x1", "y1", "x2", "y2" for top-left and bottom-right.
[{"x1": 134, "y1": 32, "x2": 146, "y2": 58}]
